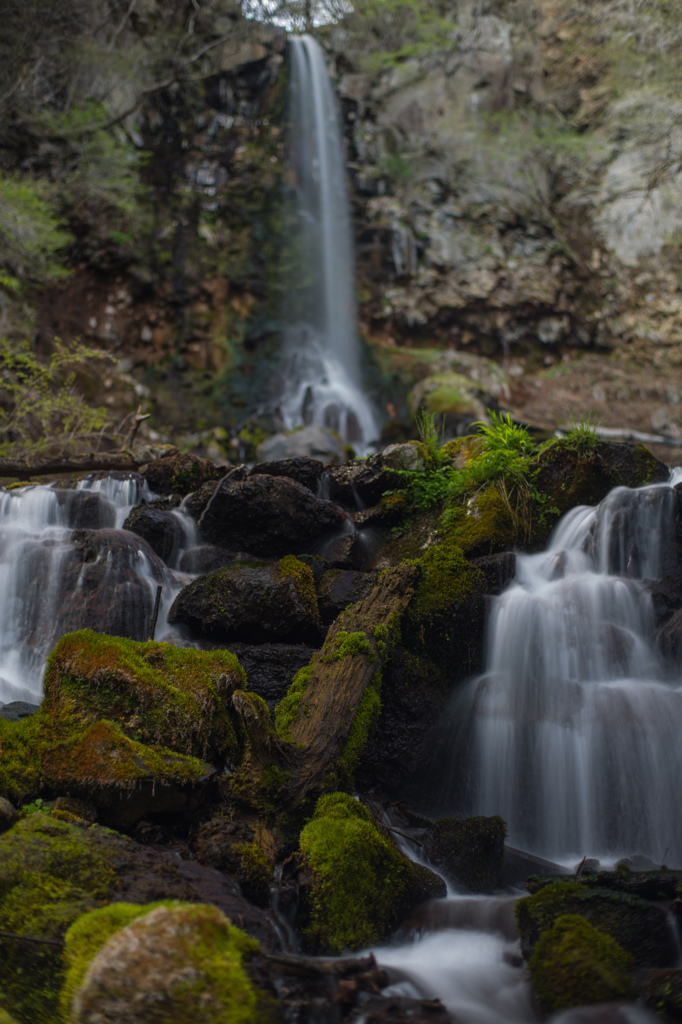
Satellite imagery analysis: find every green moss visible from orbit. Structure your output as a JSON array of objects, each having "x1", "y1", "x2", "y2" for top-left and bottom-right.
[
  {"x1": 66, "y1": 903, "x2": 268, "y2": 1024},
  {"x1": 61, "y1": 901, "x2": 178, "y2": 1015},
  {"x1": 0, "y1": 1010, "x2": 18, "y2": 1024},
  {"x1": 0, "y1": 813, "x2": 117, "y2": 1023},
  {"x1": 321, "y1": 630, "x2": 374, "y2": 663},
  {"x1": 336, "y1": 671, "x2": 382, "y2": 792},
  {"x1": 279, "y1": 555, "x2": 319, "y2": 620},
  {"x1": 516, "y1": 880, "x2": 668, "y2": 967},
  {"x1": 298, "y1": 793, "x2": 419, "y2": 954},
  {"x1": 274, "y1": 661, "x2": 314, "y2": 742},
  {"x1": 44, "y1": 629, "x2": 245, "y2": 762},
  {"x1": 0, "y1": 717, "x2": 42, "y2": 806},
  {"x1": 644, "y1": 968, "x2": 682, "y2": 1020},
  {"x1": 232, "y1": 842, "x2": 272, "y2": 907},
  {"x1": 529, "y1": 914, "x2": 636, "y2": 1013},
  {"x1": 444, "y1": 487, "x2": 519, "y2": 558}
]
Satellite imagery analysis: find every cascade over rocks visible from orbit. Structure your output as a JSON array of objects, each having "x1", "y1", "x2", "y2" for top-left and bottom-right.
[
  {"x1": 198, "y1": 474, "x2": 346, "y2": 556},
  {"x1": 169, "y1": 557, "x2": 321, "y2": 644}
]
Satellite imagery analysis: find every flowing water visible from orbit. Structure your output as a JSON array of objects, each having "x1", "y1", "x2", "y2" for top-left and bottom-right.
[
  {"x1": 0, "y1": 476, "x2": 197, "y2": 707},
  {"x1": 277, "y1": 35, "x2": 380, "y2": 451},
  {"x1": 366, "y1": 472, "x2": 682, "y2": 1022}
]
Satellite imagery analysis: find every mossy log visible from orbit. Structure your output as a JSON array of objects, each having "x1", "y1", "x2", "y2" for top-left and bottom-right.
[
  {"x1": 285, "y1": 563, "x2": 418, "y2": 802},
  {"x1": 0, "y1": 446, "x2": 177, "y2": 481}
]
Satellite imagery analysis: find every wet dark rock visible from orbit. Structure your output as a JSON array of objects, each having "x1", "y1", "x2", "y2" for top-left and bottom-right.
[
  {"x1": 183, "y1": 478, "x2": 219, "y2": 520},
  {"x1": 317, "y1": 530, "x2": 368, "y2": 569},
  {"x1": 193, "y1": 817, "x2": 272, "y2": 907},
  {"x1": 250, "y1": 456, "x2": 324, "y2": 492},
  {"x1": 471, "y1": 551, "x2": 517, "y2": 595},
  {"x1": 516, "y1": 880, "x2": 675, "y2": 968},
  {"x1": 296, "y1": 553, "x2": 330, "y2": 586},
  {"x1": 657, "y1": 608, "x2": 682, "y2": 661},
  {"x1": 144, "y1": 452, "x2": 227, "y2": 496},
  {"x1": 424, "y1": 815, "x2": 507, "y2": 893},
  {"x1": 327, "y1": 443, "x2": 425, "y2": 508},
  {"x1": 226, "y1": 642, "x2": 317, "y2": 710},
  {"x1": 355, "y1": 649, "x2": 447, "y2": 799},
  {"x1": 52, "y1": 796, "x2": 98, "y2": 824},
  {"x1": 198, "y1": 473, "x2": 346, "y2": 556},
  {"x1": 0, "y1": 797, "x2": 18, "y2": 834},
  {"x1": 133, "y1": 820, "x2": 172, "y2": 846},
  {"x1": 179, "y1": 545, "x2": 240, "y2": 574},
  {"x1": 0, "y1": 701, "x2": 40, "y2": 722},
  {"x1": 123, "y1": 504, "x2": 185, "y2": 564},
  {"x1": 317, "y1": 568, "x2": 377, "y2": 625},
  {"x1": 169, "y1": 558, "x2": 321, "y2": 644},
  {"x1": 54, "y1": 529, "x2": 169, "y2": 641},
  {"x1": 55, "y1": 489, "x2": 117, "y2": 530}
]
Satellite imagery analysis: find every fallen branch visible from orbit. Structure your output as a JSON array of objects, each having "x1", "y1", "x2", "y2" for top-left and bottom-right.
[
  {"x1": 559, "y1": 425, "x2": 682, "y2": 447},
  {"x1": 0, "y1": 445, "x2": 178, "y2": 481},
  {"x1": 0, "y1": 929, "x2": 65, "y2": 949}
]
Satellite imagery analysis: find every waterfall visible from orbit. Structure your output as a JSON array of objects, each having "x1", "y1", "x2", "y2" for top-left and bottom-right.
[
  {"x1": 277, "y1": 34, "x2": 380, "y2": 452},
  {"x1": 0, "y1": 477, "x2": 197, "y2": 708},
  {"x1": 443, "y1": 472, "x2": 682, "y2": 866}
]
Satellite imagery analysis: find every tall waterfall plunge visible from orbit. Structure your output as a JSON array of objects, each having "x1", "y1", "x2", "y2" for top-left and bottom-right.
[
  {"x1": 277, "y1": 35, "x2": 380, "y2": 451},
  {"x1": 438, "y1": 473, "x2": 682, "y2": 867}
]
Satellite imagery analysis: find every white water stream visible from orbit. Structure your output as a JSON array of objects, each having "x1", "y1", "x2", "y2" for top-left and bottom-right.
[
  {"x1": 366, "y1": 472, "x2": 682, "y2": 1022},
  {"x1": 277, "y1": 35, "x2": 380, "y2": 451}
]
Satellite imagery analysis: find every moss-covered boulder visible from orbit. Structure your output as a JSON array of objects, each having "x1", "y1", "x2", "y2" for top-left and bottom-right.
[
  {"x1": 0, "y1": 706, "x2": 214, "y2": 827},
  {"x1": 70, "y1": 903, "x2": 271, "y2": 1024},
  {"x1": 0, "y1": 810, "x2": 281, "y2": 1023},
  {"x1": 297, "y1": 793, "x2": 445, "y2": 954},
  {"x1": 528, "y1": 914, "x2": 636, "y2": 1014},
  {"x1": 516, "y1": 880, "x2": 674, "y2": 968},
  {"x1": 424, "y1": 816, "x2": 506, "y2": 893},
  {"x1": 44, "y1": 630, "x2": 245, "y2": 762},
  {"x1": 169, "y1": 556, "x2": 321, "y2": 644}
]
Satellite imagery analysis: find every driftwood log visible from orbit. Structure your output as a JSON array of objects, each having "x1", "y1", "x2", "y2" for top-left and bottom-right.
[{"x1": 0, "y1": 445, "x2": 178, "y2": 481}]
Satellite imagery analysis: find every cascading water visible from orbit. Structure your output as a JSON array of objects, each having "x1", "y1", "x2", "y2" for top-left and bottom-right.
[
  {"x1": 438, "y1": 472, "x2": 682, "y2": 866},
  {"x1": 277, "y1": 35, "x2": 380, "y2": 451},
  {"x1": 0, "y1": 476, "x2": 198, "y2": 707}
]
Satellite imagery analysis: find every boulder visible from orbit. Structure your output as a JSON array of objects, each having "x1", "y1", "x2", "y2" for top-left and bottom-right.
[
  {"x1": 183, "y1": 479, "x2": 220, "y2": 520},
  {"x1": 296, "y1": 793, "x2": 445, "y2": 954},
  {"x1": 53, "y1": 529, "x2": 171, "y2": 642},
  {"x1": 256, "y1": 424, "x2": 346, "y2": 465},
  {"x1": 0, "y1": 702, "x2": 39, "y2": 722},
  {"x1": 226, "y1": 642, "x2": 318, "y2": 710},
  {"x1": 123, "y1": 504, "x2": 186, "y2": 565},
  {"x1": 0, "y1": 812, "x2": 281, "y2": 1022},
  {"x1": 327, "y1": 443, "x2": 425, "y2": 508},
  {"x1": 516, "y1": 880, "x2": 675, "y2": 968},
  {"x1": 144, "y1": 452, "x2": 226, "y2": 496},
  {"x1": 528, "y1": 914, "x2": 636, "y2": 1014},
  {"x1": 198, "y1": 474, "x2": 346, "y2": 556},
  {"x1": 69, "y1": 904, "x2": 269, "y2": 1024},
  {"x1": 169, "y1": 556, "x2": 321, "y2": 644},
  {"x1": 317, "y1": 569, "x2": 377, "y2": 626},
  {"x1": 526, "y1": 868, "x2": 682, "y2": 902},
  {"x1": 657, "y1": 608, "x2": 682, "y2": 661},
  {"x1": 644, "y1": 968, "x2": 682, "y2": 1021},
  {"x1": 424, "y1": 816, "x2": 507, "y2": 892},
  {"x1": 44, "y1": 629, "x2": 246, "y2": 762},
  {"x1": 55, "y1": 489, "x2": 117, "y2": 530},
  {"x1": 250, "y1": 456, "x2": 324, "y2": 492}
]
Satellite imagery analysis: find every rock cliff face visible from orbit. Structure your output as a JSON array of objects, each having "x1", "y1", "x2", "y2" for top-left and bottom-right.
[{"x1": 8, "y1": 0, "x2": 682, "y2": 451}]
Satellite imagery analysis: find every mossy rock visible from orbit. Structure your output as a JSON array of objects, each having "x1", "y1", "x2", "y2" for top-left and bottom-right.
[
  {"x1": 516, "y1": 880, "x2": 674, "y2": 968},
  {"x1": 0, "y1": 709, "x2": 213, "y2": 828},
  {"x1": 528, "y1": 913, "x2": 636, "y2": 1014},
  {"x1": 0, "y1": 813, "x2": 119, "y2": 1023},
  {"x1": 424, "y1": 815, "x2": 506, "y2": 892},
  {"x1": 69, "y1": 903, "x2": 272, "y2": 1024},
  {"x1": 644, "y1": 968, "x2": 682, "y2": 1021},
  {"x1": 409, "y1": 371, "x2": 486, "y2": 420},
  {"x1": 44, "y1": 629, "x2": 245, "y2": 762},
  {"x1": 445, "y1": 486, "x2": 520, "y2": 559},
  {"x1": 169, "y1": 556, "x2": 321, "y2": 644},
  {"x1": 0, "y1": 1011, "x2": 18, "y2": 1024},
  {"x1": 403, "y1": 539, "x2": 487, "y2": 672},
  {"x1": 297, "y1": 793, "x2": 444, "y2": 954}
]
